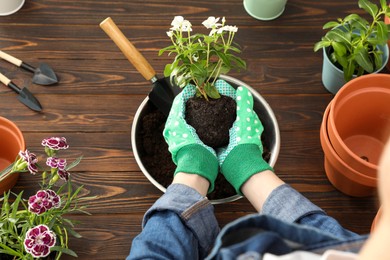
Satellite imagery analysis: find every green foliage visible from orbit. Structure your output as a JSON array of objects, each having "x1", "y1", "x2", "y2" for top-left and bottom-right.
[
  {"x1": 160, "y1": 16, "x2": 246, "y2": 100},
  {"x1": 314, "y1": 0, "x2": 390, "y2": 82},
  {"x1": 0, "y1": 138, "x2": 91, "y2": 259}
]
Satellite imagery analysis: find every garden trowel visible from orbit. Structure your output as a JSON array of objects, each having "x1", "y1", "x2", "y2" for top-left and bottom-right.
[
  {"x1": 0, "y1": 73, "x2": 43, "y2": 112},
  {"x1": 0, "y1": 51, "x2": 58, "y2": 86},
  {"x1": 100, "y1": 17, "x2": 181, "y2": 116}
]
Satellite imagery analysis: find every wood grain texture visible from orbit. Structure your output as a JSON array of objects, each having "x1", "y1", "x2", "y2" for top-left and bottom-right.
[{"x1": 0, "y1": 0, "x2": 386, "y2": 259}]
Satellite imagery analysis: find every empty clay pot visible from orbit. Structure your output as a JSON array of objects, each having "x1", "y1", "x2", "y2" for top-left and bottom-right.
[
  {"x1": 320, "y1": 103, "x2": 377, "y2": 197},
  {"x1": 328, "y1": 74, "x2": 390, "y2": 178},
  {"x1": 0, "y1": 116, "x2": 25, "y2": 194}
]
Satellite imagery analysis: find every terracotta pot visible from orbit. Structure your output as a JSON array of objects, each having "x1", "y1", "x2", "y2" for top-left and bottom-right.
[
  {"x1": 0, "y1": 116, "x2": 25, "y2": 194},
  {"x1": 320, "y1": 103, "x2": 377, "y2": 197},
  {"x1": 131, "y1": 75, "x2": 281, "y2": 204},
  {"x1": 327, "y1": 74, "x2": 390, "y2": 178}
]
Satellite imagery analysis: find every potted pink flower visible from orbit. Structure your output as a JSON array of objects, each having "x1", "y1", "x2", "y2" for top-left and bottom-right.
[{"x1": 0, "y1": 137, "x2": 89, "y2": 259}]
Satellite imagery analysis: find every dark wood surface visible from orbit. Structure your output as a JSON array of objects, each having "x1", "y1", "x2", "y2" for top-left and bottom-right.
[{"x1": 0, "y1": 0, "x2": 383, "y2": 259}]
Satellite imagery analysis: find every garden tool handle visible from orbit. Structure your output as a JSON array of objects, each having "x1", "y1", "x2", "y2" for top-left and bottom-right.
[
  {"x1": 0, "y1": 51, "x2": 23, "y2": 67},
  {"x1": 100, "y1": 17, "x2": 156, "y2": 81},
  {"x1": 0, "y1": 72, "x2": 11, "y2": 86}
]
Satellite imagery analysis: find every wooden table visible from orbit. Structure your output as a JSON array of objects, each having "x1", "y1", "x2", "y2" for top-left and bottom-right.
[{"x1": 0, "y1": 0, "x2": 383, "y2": 259}]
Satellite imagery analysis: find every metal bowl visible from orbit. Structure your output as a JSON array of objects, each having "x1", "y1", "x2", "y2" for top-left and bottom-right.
[{"x1": 131, "y1": 75, "x2": 280, "y2": 204}]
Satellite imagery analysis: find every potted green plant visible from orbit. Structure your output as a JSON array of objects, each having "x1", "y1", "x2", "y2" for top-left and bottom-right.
[
  {"x1": 131, "y1": 16, "x2": 280, "y2": 203},
  {"x1": 314, "y1": 0, "x2": 390, "y2": 94},
  {"x1": 0, "y1": 137, "x2": 90, "y2": 259},
  {"x1": 159, "y1": 16, "x2": 246, "y2": 148}
]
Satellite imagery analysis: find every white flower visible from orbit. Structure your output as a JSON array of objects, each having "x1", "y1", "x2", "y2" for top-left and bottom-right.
[
  {"x1": 166, "y1": 31, "x2": 173, "y2": 37},
  {"x1": 171, "y1": 16, "x2": 184, "y2": 30},
  {"x1": 202, "y1": 16, "x2": 221, "y2": 29},
  {"x1": 218, "y1": 25, "x2": 238, "y2": 34},
  {"x1": 209, "y1": 28, "x2": 218, "y2": 36},
  {"x1": 170, "y1": 16, "x2": 192, "y2": 32},
  {"x1": 192, "y1": 54, "x2": 199, "y2": 62},
  {"x1": 181, "y1": 20, "x2": 192, "y2": 32}
]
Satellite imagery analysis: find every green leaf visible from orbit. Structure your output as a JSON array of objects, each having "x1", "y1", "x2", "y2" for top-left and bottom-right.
[
  {"x1": 163, "y1": 63, "x2": 173, "y2": 77},
  {"x1": 314, "y1": 40, "x2": 331, "y2": 52},
  {"x1": 344, "y1": 60, "x2": 356, "y2": 82},
  {"x1": 323, "y1": 21, "x2": 340, "y2": 29},
  {"x1": 204, "y1": 83, "x2": 220, "y2": 99},
  {"x1": 375, "y1": 21, "x2": 388, "y2": 44},
  {"x1": 358, "y1": 0, "x2": 378, "y2": 18},
  {"x1": 216, "y1": 52, "x2": 231, "y2": 67},
  {"x1": 51, "y1": 246, "x2": 78, "y2": 257},
  {"x1": 380, "y1": 0, "x2": 388, "y2": 10},
  {"x1": 335, "y1": 53, "x2": 348, "y2": 68},
  {"x1": 331, "y1": 42, "x2": 347, "y2": 57},
  {"x1": 349, "y1": 16, "x2": 369, "y2": 32},
  {"x1": 354, "y1": 46, "x2": 373, "y2": 72},
  {"x1": 11, "y1": 192, "x2": 24, "y2": 219},
  {"x1": 344, "y1": 14, "x2": 361, "y2": 23},
  {"x1": 326, "y1": 29, "x2": 352, "y2": 45},
  {"x1": 0, "y1": 163, "x2": 13, "y2": 177},
  {"x1": 66, "y1": 155, "x2": 83, "y2": 171},
  {"x1": 373, "y1": 50, "x2": 383, "y2": 70}
]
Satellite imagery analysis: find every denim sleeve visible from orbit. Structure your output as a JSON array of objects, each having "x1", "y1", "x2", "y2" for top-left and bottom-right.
[
  {"x1": 261, "y1": 184, "x2": 359, "y2": 239},
  {"x1": 127, "y1": 184, "x2": 219, "y2": 260}
]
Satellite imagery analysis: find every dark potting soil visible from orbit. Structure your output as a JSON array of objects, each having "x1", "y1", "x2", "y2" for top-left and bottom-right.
[
  {"x1": 138, "y1": 103, "x2": 271, "y2": 201},
  {"x1": 185, "y1": 95, "x2": 237, "y2": 148}
]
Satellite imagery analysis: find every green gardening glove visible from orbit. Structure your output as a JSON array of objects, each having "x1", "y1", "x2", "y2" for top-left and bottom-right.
[
  {"x1": 216, "y1": 84, "x2": 273, "y2": 195},
  {"x1": 163, "y1": 84, "x2": 218, "y2": 193}
]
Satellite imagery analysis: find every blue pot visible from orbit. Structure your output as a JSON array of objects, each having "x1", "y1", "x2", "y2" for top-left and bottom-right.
[{"x1": 321, "y1": 44, "x2": 389, "y2": 94}]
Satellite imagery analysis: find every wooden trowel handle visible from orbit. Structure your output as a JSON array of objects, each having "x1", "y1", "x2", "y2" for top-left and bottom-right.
[
  {"x1": 100, "y1": 17, "x2": 156, "y2": 81},
  {"x1": 0, "y1": 51, "x2": 23, "y2": 67}
]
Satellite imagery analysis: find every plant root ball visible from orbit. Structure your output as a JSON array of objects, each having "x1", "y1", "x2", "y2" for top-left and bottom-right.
[{"x1": 185, "y1": 95, "x2": 236, "y2": 148}]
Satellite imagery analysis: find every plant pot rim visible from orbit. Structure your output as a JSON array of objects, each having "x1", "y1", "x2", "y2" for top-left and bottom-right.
[
  {"x1": 131, "y1": 74, "x2": 281, "y2": 204},
  {"x1": 0, "y1": 0, "x2": 25, "y2": 16},
  {"x1": 328, "y1": 74, "x2": 390, "y2": 172},
  {"x1": 322, "y1": 45, "x2": 390, "y2": 77},
  {"x1": 0, "y1": 116, "x2": 25, "y2": 193},
  {"x1": 320, "y1": 103, "x2": 377, "y2": 188}
]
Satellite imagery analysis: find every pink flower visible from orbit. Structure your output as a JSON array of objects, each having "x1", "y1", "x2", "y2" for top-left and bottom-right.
[
  {"x1": 24, "y1": 224, "x2": 56, "y2": 258},
  {"x1": 58, "y1": 169, "x2": 70, "y2": 181},
  {"x1": 46, "y1": 157, "x2": 67, "y2": 170},
  {"x1": 41, "y1": 137, "x2": 69, "y2": 150},
  {"x1": 18, "y1": 149, "x2": 38, "y2": 175},
  {"x1": 28, "y1": 189, "x2": 61, "y2": 215}
]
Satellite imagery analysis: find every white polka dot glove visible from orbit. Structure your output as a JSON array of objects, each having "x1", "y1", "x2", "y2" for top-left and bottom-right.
[
  {"x1": 163, "y1": 84, "x2": 219, "y2": 193},
  {"x1": 216, "y1": 85, "x2": 274, "y2": 195}
]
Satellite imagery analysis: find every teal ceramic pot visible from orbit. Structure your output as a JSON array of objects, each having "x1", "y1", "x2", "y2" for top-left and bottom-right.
[
  {"x1": 0, "y1": 0, "x2": 24, "y2": 16},
  {"x1": 321, "y1": 44, "x2": 389, "y2": 94},
  {"x1": 243, "y1": 0, "x2": 287, "y2": 21}
]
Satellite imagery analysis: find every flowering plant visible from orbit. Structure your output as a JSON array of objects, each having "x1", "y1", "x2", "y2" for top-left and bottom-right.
[
  {"x1": 0, "y1": 137, "x2": 88, "y2": 259},
  {"x1": 160, "y1": 16, "x2": 246, "y2": 100}
]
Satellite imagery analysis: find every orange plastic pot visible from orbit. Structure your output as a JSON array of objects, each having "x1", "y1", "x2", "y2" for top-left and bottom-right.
[
  {"x1": 320, "y1": 103, "x2": 377, "y2": 197},
  {"x1": 328, "y1": 74, "x2": 390, "y2": 178},
  {"x1": 0, "y1": 116, "x2": 25, "y2": 194}
]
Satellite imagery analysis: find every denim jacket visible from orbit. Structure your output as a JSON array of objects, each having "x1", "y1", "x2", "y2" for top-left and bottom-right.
[{"x1": 127, "y1": 184, "x2": 368, "y2": 260}]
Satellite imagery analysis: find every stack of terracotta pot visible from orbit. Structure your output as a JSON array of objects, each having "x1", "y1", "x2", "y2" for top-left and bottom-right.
[
  {"x1": 320, "y1": 74, "x2": 390, "y2": 197},
  {"x1": 0, "y1": 116, "x2": 25, "y2": 194}
]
